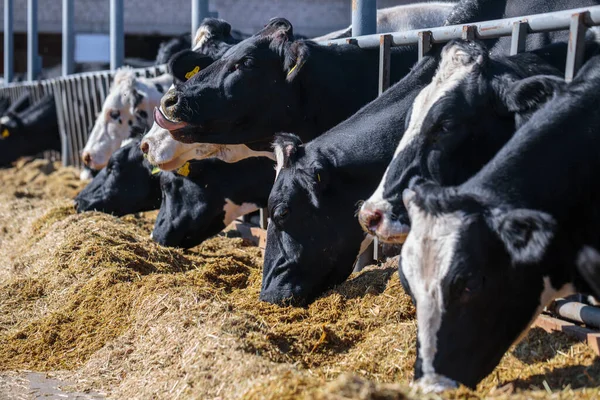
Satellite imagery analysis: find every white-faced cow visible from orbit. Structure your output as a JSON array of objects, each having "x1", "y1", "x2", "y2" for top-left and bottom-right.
[
  {"x1": 81, "y1": 68, "x2": 172, "y2": 170},
  {"x1": 399, "y1": 54, "x2": 600, "y2": 391},
  {"x1": 359, "y1": 38, "x2": 599, "y2": 243}
]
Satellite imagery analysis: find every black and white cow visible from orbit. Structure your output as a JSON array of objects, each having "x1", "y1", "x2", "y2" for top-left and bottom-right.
[
  {"x1": 261, "y1": 54, "x2": 440, "y2": 306},
  {"x1": 76, "y1": 140, "x2": 274, "y2": 249},
  {"x1": 359, "y1": 38, "x2": 599, "y2": 243},
  {"x1": 0, "y1": 91, "x2": 31, "y2": 123},
  {"x1": 75, "y1": 140, "x2": 162, "y2": 215},
  {"x1": 0, "y1": 94, "x2": 60, "y2": 167},
  {"x1": 398, "y1": 54, "x2": 600, "y2": 391},
  {"x1": 155, "y1": 17, "x2": 419, "y2": 146},
  {"x1": 153, "y1": 157, "x2": 274, "y2": 248}
]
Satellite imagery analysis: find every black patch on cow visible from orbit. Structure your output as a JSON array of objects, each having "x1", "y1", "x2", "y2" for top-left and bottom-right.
[
  {"x1": 168, "y1": 50, "x2": 216, "y2": 82},
  {"x1": 155, "y1": 83, "x2": 164, "y2": 93}
]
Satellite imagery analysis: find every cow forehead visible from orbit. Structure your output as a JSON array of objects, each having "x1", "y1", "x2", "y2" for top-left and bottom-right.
[
  {"x1": 393, "y1": 45, "x2": 477, "y2": 158},
  {"x1": 403, "y1": 208, "x2": 464, "y2": 284}
]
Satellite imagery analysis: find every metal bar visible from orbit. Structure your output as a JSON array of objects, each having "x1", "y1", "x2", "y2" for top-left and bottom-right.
[
  {"x1": 549, "y1": 299, "x2": 600, "y2": 329},
  {"x1": 378, "y1": 34, "x2": 392, "y2": 95},
  {"x1": 325, "y1": 5, "x2": 600, "y2": 48},
  {"x1": 352, "y1": 0, "x2": 376, "y2": 37},
  {"x1": 192, "y1": 0, "x2": 209, "y2": 37},
  {"x1": 565, "y1": 12, "x2": 589, "y2": 82},
  {"x1": 418, "y1": 31, "x2": 432, "y2": 60},
  {"x1": 110, "y1": 0, "x2": 124, "y2": 70},
  {"x1": 27, "y1": 0, "x2": 39, "y2": 81},
  {"x1": 4, "y1": 0, "x2": 14, "y2": 83},
  {"x1": 62, "y1": 0, "x2": 74, "y2": 76},
  {"x1": 259, "y1": 208, "x2": 268, "y2": 230},
  {"x1": 510, "y1": 21, "x2": 528, "y2": 55}
]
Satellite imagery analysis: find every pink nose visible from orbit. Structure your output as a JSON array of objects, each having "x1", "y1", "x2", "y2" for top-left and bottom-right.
[
  {"x1": 82, "y1": 152, "x2": 92, "y2": 166},
  {"x1": 359, "y1": 208, "x2": 383, "y2": 234},
  {"x1": 140, "y1": 141, "x2": 149, "y2": 154}
]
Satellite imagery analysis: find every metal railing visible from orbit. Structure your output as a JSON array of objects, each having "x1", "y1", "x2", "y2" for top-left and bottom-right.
[{"x1": 0, "y1": 64, "x2": 167, "y2": 168}]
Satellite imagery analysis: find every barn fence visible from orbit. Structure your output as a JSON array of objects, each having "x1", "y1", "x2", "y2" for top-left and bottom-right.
[
  {"x1": 2, "y1": 4, "x2": 600, "y2": 349},
  {"x1": 0, "y1": 65, "x2": 167, "y2": 168}
]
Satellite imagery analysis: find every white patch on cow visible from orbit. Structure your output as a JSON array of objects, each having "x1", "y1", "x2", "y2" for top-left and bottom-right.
[
  {"x1": 79, "y1": 168, "x2": 94, "y2": 181},
  {"x1": 223, "y1": 199, "x2": 259, "y2": 226},
  {"x1": 274, "y1": 145, "x2": 285, "y2": 180},
  {"x1": 193, "y1": 26, "x2": 210, "y2": 50},
  {"x1": 0, "y1": 115, "x2": 11, "y2": 125},
  {"x1": 81, "y1": 69, "x2": 172, "y2": 171},
  {"x1": 400, "y1": 205, "x2": 463, "y2": 378},
  {"x1": 360, "y1": 43, "x2": 480, "y2": 243},
  {"x1": 142, "y1": 122, "x2": 275, "y2": 171},
  {"x1": 353, "y1": 235, "x2": 374, "y2": 272}
]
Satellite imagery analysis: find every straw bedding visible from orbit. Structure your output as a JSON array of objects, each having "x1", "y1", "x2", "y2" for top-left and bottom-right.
[{"x1": 0, "y1": 159, "x2": 598, "y2": 399}]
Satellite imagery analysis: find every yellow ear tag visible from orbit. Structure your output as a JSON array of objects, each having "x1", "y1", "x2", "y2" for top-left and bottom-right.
[
  {"x1": 151, "y1": 166, "x2": 161, "y2": 175},
  {"x1": 317, "y1": 173, "x2": 321, "y2": 182},
  {"x1": 287, "y1": 63, "x2": 298, "y2": 77},
  {"x1": 176, "y1": 162, "x2": 191, "y2": 177},
  {"x1": 185, "y1": 66, "x2": 200, "y2": 80},
  {"x1": 1, "y1": 129, "x2": 9, "y2": 139}
]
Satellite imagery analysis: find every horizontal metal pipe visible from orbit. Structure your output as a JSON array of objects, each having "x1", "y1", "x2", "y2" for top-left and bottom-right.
[
  {"x1": 549, "y1": 299, "x2": 600, "y2": 329},
  {"x1": 324, "y1": 5, "x2": 600, "y2": 48}
]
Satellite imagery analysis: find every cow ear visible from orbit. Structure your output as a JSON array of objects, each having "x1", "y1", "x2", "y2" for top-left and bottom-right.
[
  {"x1": 168, "y1": 50, "x2": 214, "y2": 82},
  {"x1": 505, "y1": 75, "x2": 566, "y2": 114},
  {"x1": 491, "y1": 208, "x2": 556, "y2": 264},
  {"x1": 273, "y1": 133, "x2": 302, "y2": 173},
  {"x1": 285, "y1": 42, "x2": 309, "y2": 82},
  {"x1": 261, "y1": 17, "x2": 294, "y2": 41},
  {"x1": 576, "y1": 246, "x2": 600, "y2": 299}
]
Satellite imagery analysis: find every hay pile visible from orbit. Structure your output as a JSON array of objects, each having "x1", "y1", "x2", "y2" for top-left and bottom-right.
[{"x1": 0, "y1": 160, "x2": 599, "y2": 399}]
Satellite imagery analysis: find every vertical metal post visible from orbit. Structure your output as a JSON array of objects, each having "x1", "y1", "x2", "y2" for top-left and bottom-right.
[
  {"x1": 378, "y1": 34, "x2": 392, "y2": 95},
  {"x1": 27, "y1": 0, "x2": 38, "y2": 81},
  {"x1": 4, "y1": 0, "x2": 14, "y2": 83},
  {"x1": 259, "y1": 209, "x2": 268, "y2": 230},
  {"x1": 110, "y1": 0, "x2": 124, "y2": 70},
  {"x1": 351, "y1": 0, "x2": 376, "y2": 37},
  {"x1": 510, "y1": 21, "x2": 528, "y2": 55},
  {"x1": 462, "y1": 25, "x2": 476, "y2": 41},
  {"x1": 418, "y1": 31, "x2": 432, "y2": 60},
  {"x1": 62, "y1": 0, "x2": 74, "y2": 76},
  {"x1": 565, "y1": 12, "x2": 588, "y2": 82},
  {"x1": 192, "y1": 0, "x2": 210, "y2": 36}
]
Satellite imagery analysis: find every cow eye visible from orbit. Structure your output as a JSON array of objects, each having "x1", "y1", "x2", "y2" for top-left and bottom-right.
[
  {"x1": 109, "y1": 110, "x2": 120, "y2": 120},
  {"x1": 458, "y1": 275, "x2": 484, "y2": 303},
  {"x1": 137, "y1": 109, "x2": 148, "y2": 119},
  {"x1": 273, "y1": 205, "x2": 290, "y2": 224},
  {"x1": 235, "y1": 57, "x2": 254, "y2": 70}
]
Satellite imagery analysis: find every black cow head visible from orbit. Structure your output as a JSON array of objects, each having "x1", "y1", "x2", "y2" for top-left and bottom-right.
[
  {"x1": 152, "y1": 159, "x2": 228, "y2": 249},
  {"x1": 262, "y1": 133, "x2": 364, "y2": 306},
  {"x1": 156, "y1": 18, "x2": 310, "y2": 145},
  {"x1": 75, "y1": 140, "x2": 162, "y2": 215},
  {"x1": 360, "y1": 39, "x2": 563, "y2": 244},
  {"x1": 398, "y1": 182, "x2": 575, "y2": 390}
]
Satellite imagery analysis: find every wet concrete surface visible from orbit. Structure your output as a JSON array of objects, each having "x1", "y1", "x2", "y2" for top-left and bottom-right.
[{"x1": 0, "y1": 372, "x2": 105, "y2": 400}]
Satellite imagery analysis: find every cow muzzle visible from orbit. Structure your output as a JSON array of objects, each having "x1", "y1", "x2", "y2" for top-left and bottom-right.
[
  {"x1": 413, "y1": 374, "x2": 458, "y2": 393},
  {"x1": 358, "y1": 202, "x2": 410, "y2": 244}
]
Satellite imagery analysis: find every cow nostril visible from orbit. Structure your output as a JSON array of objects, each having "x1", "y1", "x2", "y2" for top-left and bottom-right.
[
  {"x1": 161, "y1": 92, "x2": 179, "y2": 113},
  {"x1": 366, "y1": 210, "x2": 383, "y2": 231},
  {"x1": 82, "y1": 152, "x2": 92, "y2": 166},
  {"x1": 140, "y1": 141, "x2": 149, "y2": 154}
]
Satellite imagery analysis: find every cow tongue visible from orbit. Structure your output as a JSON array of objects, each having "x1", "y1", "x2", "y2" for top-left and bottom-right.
[{"x1": 154, "y1": 107, "x2": 189, "y2": 131}]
